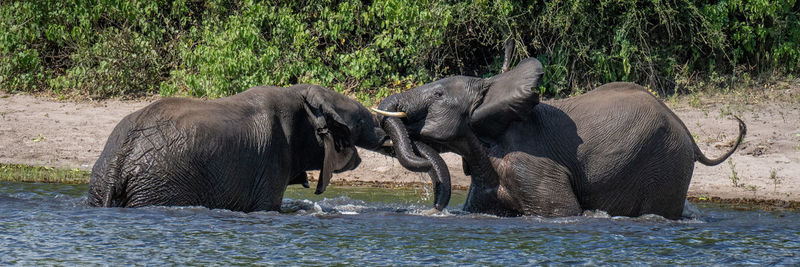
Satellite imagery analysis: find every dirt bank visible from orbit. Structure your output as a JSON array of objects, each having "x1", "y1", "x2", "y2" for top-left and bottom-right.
[{"x1": 1, "y1": 83, "x2": 798, "y2": 203}]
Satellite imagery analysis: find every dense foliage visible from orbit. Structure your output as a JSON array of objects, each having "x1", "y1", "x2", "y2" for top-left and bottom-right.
[{"x1": 1, "y1": 0, "x2": 798, "y2": 101}]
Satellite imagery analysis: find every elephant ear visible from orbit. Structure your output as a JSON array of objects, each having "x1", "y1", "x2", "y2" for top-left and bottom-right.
[
  {"x1": 470, "y1": 57, "x2": 544, "y2": 139},
  {"x1": 302, "y1": 86, "x2": 353, "y2": 195}
]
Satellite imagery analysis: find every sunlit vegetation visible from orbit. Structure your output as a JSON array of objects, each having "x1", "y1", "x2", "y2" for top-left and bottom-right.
[{"x1": 1, "y1": 1, "x2": 798, "y2": 102}]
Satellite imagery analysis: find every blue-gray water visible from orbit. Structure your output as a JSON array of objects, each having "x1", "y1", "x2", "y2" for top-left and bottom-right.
[{"x1": 1, "y1": 181, "x2": 798, "y2": 265}]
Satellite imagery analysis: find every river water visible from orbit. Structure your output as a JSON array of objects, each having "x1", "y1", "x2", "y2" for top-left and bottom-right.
[{"x1": 1, "y1": 181, "x2": 798, "y2": 265}]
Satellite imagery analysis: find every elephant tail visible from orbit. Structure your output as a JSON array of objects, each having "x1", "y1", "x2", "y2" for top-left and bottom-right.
[
  {"x1": 87, "y1": 150, "x2": 126, "y2": 207},
  {"x1": 88, "y1": 147, "x2": 130, "y2": 207},
  {"x1": 89, "y1": 116, "x2": 138, "y2": 207},
  {"x1": 695, "y1": 116, "x2": 747, "y2": 166}
]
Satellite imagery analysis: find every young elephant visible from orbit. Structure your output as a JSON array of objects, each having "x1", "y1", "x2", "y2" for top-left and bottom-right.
[
  {"x1": 88, "y1": 84, "x2": 388, "y2": 212},
  {"x1": 374, "y1": 58, "x2": 745, "y2": 219}
]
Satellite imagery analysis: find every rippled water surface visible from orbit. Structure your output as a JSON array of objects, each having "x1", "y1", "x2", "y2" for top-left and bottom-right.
[{"x1": 1, "y1": 181, "x2": 799, "y2": 265}]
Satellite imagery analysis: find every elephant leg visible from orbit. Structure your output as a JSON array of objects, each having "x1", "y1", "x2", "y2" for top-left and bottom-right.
[
  {"x1": 497, "y1": 152, "x2": 582, "y2": 217},
  {"x1": 463, "y1": 183, "x2": 519, "y2": 216},
  {"x1": 610, "y1": 158, "x2": 693, "y2": 219},
  {"x1": 246, "y1": 171, "x2": 293, "y2": 212},
  {"x1": 252, "y1": 192, "x2": 283, "y2": 212}
]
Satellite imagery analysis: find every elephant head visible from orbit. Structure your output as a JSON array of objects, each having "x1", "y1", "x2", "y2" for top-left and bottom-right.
[
  {"x1": 374, "y1": 57, "x2": 544, "y2": 157},
  {"x1": 300, "y1": 85, "x2": 389, "y2": 194},
  {"x1": 373, "y1": 58, "x2": 544, "y2": 211}
]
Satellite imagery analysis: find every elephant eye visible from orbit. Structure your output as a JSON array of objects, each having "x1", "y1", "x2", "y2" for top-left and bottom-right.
[{"x1": 433, "y1": 91, "x2": 443, "y2": 98}]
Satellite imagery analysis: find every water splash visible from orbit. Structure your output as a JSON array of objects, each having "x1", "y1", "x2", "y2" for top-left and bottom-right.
[{"x1": 413, "y1": 172, "x2": 432, "y2": 202}]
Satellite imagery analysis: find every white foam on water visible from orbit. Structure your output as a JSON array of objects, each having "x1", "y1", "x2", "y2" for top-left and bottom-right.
[
  {"x1": 333, "y1": 204, "x2": 368, "y2": 214},
  {"x1": 582, "y1": 209, "x2": 611, "y2": 218}
]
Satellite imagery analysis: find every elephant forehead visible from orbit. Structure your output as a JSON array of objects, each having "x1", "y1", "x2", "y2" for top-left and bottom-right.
[
  {"x1": 412, "y1": 77, "x2": 464, "y2": 92},
  {"x1": 441, "y1": 78, "x2": 471, "y2": 92},
  {"x1": 407, "y1": 81, "x2": 445, "y2": 94}
]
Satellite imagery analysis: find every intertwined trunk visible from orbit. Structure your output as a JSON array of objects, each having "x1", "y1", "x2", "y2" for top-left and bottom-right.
[
  {"x1": 380, "y1": 116, "x2": 451, "y2": 210},
  {"x1": 381, "y1": 117, "x2": 431, "y2": 171},
  {"x1": 377, "y1": 95, "x2": 451, "y2": 210},
  {"x1": 412, "y1": 141, "x2": 451, "y2": 210}
]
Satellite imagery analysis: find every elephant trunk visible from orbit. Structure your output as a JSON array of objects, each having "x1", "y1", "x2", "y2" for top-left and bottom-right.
[
  {"x1": 414, "y1": 141, "x2": 451, "y2": 211},
  {"x1": 381, "y1": 117, "x2": 432, "y2": 171},
  {"x1": 377, "y1": 94, "x2": 451, "y2": 210},
  {"x1": 377, "y1": 95, "x2": 431, "y2": 171},
  {"x1": 380, "y1": 120, "x2": 451, "y2": 210}
]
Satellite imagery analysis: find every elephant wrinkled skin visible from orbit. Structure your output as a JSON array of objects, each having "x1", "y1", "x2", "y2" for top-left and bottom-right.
[
  {"x1": 376, "y1": 58, "x2": 745, "y2": 219},
  {"x1": 88, "y1": 84, "x2": 387, "y2": 212}
]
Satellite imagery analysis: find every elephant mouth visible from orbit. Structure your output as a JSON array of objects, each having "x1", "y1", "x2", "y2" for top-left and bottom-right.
[
  {"x1": 404, "y1": 130, "x2": 454, "y2": 154},
  {"x1": 333, "y1": 150, "x2": 362, "y2": 173},
  {"x1": 384, "y1": 119, "x2": 452, "y2": 155},
  {"x1": 403, "y1": 119, "x2": 426, "y2": 139}
]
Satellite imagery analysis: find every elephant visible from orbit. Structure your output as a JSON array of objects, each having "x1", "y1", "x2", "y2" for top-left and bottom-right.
[
  {"x1": 88, "y1": 84, "x2": 390, "y2": 212},
  {"x1": 373, "y1": 57, "x2": 746, "y2": 219}
]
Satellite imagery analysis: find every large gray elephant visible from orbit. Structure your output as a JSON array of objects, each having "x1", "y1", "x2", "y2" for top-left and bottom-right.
[
  {"x1": 374, "y1": 58, "x2": 746, "y2": 219},
  {"x1": 88, "y1": 84, "x2": 389, "y2": 212}
]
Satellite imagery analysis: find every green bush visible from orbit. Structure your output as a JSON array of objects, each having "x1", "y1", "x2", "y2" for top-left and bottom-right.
[
  {"x1": 1, "y1": 0, "x2": 195, "y2": 98},
  {"x1": 2, "y1": 0, "x2": 799, "y2": 99},
  {"x1": 161, "y1": 0, "x2": 454, "y2": 101}
]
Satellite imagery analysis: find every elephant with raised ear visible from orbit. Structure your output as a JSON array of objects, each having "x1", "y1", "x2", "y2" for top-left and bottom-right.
[
  {"x1": 88, "y1": 84, "x2": 390, "y2": 212},
  {"x1": 374, "y1": 57, "x2": 746, "y2": 219}
]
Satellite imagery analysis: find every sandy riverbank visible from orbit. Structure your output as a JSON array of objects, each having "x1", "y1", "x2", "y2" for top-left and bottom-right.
[{"x1": 1, "y1": 83, "x2": 798, "y2": 204}]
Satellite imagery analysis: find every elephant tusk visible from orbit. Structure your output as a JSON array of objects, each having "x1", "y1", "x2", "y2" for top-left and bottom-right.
[
  {"x1": 381, "y1": 139, "x2": 394, "y2": 147},
  {"x1": 370, "y1": 108, "x2": 407, "y2": 118}
]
